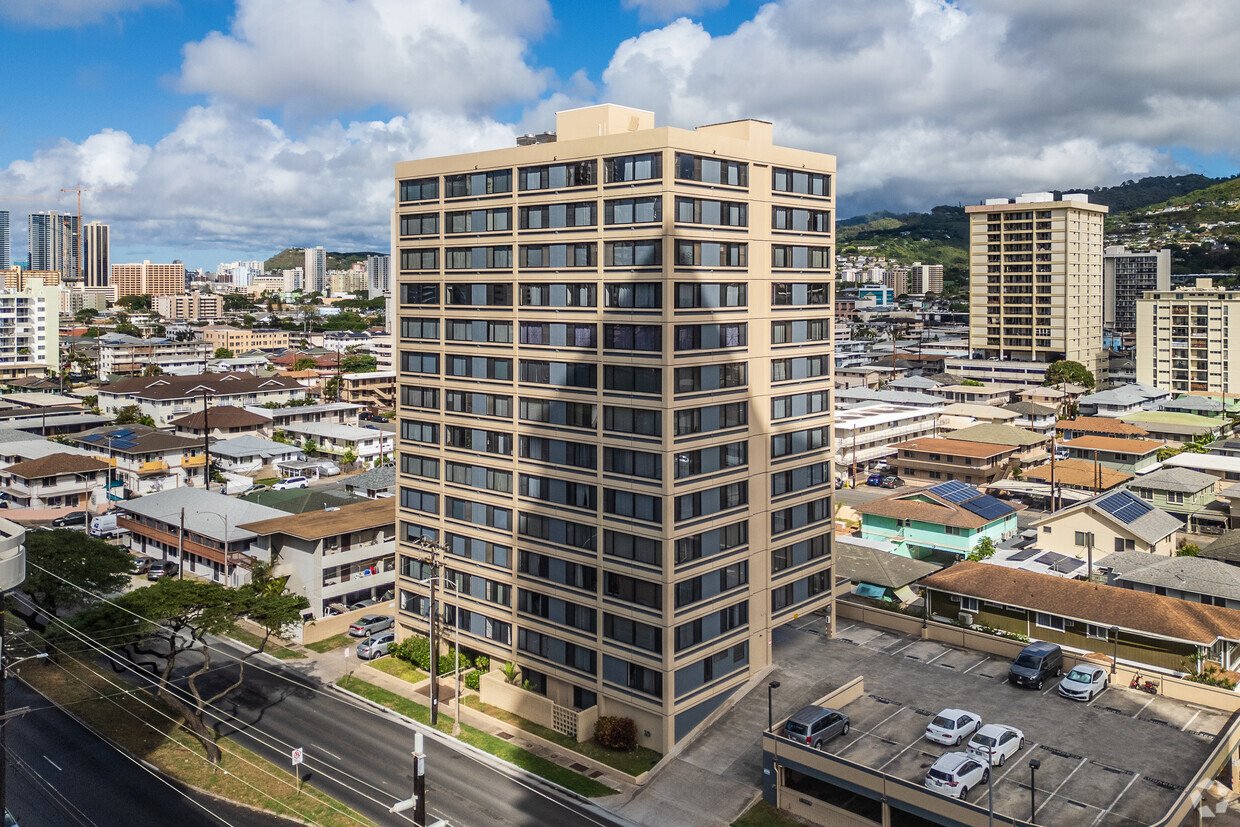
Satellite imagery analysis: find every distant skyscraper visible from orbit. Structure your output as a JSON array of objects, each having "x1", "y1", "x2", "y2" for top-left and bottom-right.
[
  {"x1": 110, "y1": 260, "x2": 186, "y2": 298},
  {"x1": 82, "y1": 222, "x2": 110, "y2": 287},
  {"x1": 0, "y1": 211, "x2": 9, "y2": 270},
  {"x1": 305, "y1": 246, "x2": 326, "y2": 293},
  {"x1": 365, "y1": 254, "x2": 390, "y2": 295},
  {"x1": 908, "y1": 262, "x2": 944, "y2": 295},
  {"x1": 28, "y1": 211, "x2": 79, "y2": 278},
  {"x1": 1104, "y1": 246, "x2": 1170, "y2": 333}
]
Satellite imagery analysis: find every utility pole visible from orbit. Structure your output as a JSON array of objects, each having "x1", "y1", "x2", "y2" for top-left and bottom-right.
[
  {"x1": 428, "y1": 559, "x2": 439, "y2": 726},
  {"x1": 177, "y1": 507, "x2": 184, "y2": 577},
  {"x1": 201, "y1": 392, "x2": 212, "y2": 492},
  {"x1": 390, "y1": 732, "x2": 427, "y2": 824}
]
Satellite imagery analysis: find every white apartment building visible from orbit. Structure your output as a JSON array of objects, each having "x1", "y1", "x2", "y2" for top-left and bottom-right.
[
  {"x1": 1137, "y1": 278, "x2": 1240, "y2": 395},
  {"x1": 96, "y1": 334, "x2": 212, "y2": 379},
  {"x1": 835, "y1": 403, "x2": 940, "y2": 471},
  {"x1": 366, "y1": 254, "x2": 390, "y2": 295},
  {"x1": 305, "y1": 248, "x2": 326, "y2": 294},
  {"x1": 0, "y1": 278, "x2": 59, "y2": 382},
  {"x1": 959, "y1": 192, "x2": 1108, "y2": 383}
]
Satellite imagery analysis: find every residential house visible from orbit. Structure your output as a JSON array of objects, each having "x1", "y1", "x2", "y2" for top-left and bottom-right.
[
  {"x1": 1034, "y1": 488, "x2": 1181, "y2": 561},
  {"x1": 95, "y1": 373, "x2": 308, "y2": 427},
  {"x1": 1126, "y1": 467, "x2": 1223, "y2": 533},
  {"x1": 835, "y1": 365, "x2": 904, "y2": 390},
  {"x1": 0, "y1": 453, "x2": 111, "y2": 510},
  {"x1": 1076, "y1": 382, "x2": 1169, "y2": 417},
  {"x1": 1100, "y1": 551, "x2": 1240, "y2": 611},
  {"x1": 833, "y1": 388, "x2": 947, "y2": 409},
  {"x1": 1221, "y1": 483, "x2": 1240, "y2": 529},
  {"x1": 935, "y1": 403, "x2": 1019, "y2": 433},
  {"x1": 72, "y1": 425, "x2": 208, "y2": 497},
  {"x1": 1002, "y1": 401, "x2": 1057, "y2": 436},
  {"x1": 835, "y1": 537, "x2": 940, "y2": 604},
  {"x1": 949, "y1": 423, "x2": 1052, "y2": 467},
  {"x1": 249, "y1": 402, "x2": 361, "y2": 436},
  {"x1": 885, "y1": 375, "x2": 944, "y2": 392},
  {"x1": 170, "y1": 406, "x2": 270, "y2": 440},
  {"x1": 209, "y1": 435, "x2": 304, "y2": 476},
  {"x1": 117, "y1": 488, "x2": 287, "y2": 584},
  {"x1": 1163, "y1": 452, "x2": 1240, "y2": 484},
  {"x1": 238, "y1": 499, "x2": 396, "y2": 618},
  {"x1": 96, "y1": 334, "x2": 212, "y2": 379},
  {"x1": 1119, "y1": 411, "x2": 1226, "y2": 446},
  {"x1": 1160, "y1": 396, "x2": 1230, "y2": 419},
  {"x1": 1061, "y1": 435, "x2": 1164, "y2": 474},
  {"x1": 920, "y1": 560, "x2": 1240, "y2": 673},
  {"x1": 342, "y1": 466, "x2": 396, "y2": 500},
  {"x1": 1017, "y1": 383, "x2": 1086, "y2": 409},
  {"x1": 339, "y1": 370, "x2": 395, "y2": 411},
  {"x1": 1202, "y1": 531, "x2": 1240, "y2": 566},
  {"x1": 278, "y1": 421, "x2": 394, "y2": 463},
  {"x1": 1022, "y1": 459, "x2": 1133, "y2": 495},
  {"x1": 926, "y1": 383, "x2": 1021, "y2": 406},
  {"x1": 856, "y1": 480, "x2": 1019, "y2": 560},
  {"x1": 889, "y1": 436, "x2": 1018, "y2": 486},
  {"x1": 1058, "y1": 417, "x2": 1151, "y2": 442}
]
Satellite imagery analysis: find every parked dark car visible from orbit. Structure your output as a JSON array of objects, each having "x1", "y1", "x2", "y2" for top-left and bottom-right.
[
  {"x1": 866, "y1": 473, "x2": 886, "y2": 487},
  {"x1": 147, "y1": 561, "x2": 179, "y2": 580},
  {"x1": 879, "y1": 476, "x2": 905, "y2": 489},
  {"x1": 359, "y1": 412, "x2": 387, "y2": 423},
  {"x1": 1008, "y1": 641, "x2": 1063, "y2": 690},
  {"x1": 51, "y1": 511, "x2": 88, "y2": 528}
]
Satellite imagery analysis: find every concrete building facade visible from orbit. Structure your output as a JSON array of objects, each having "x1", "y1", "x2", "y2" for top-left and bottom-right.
[
  {"x1": 200, "y1": 326, "x2": 291, "y2": 352},
  {"x1": 154, "y1": 291, "x2": 223, "y2": 321},
  {"x1": 1137, "y1": 278, "x2": 1240, "y2": 395},
  {"x1": 1104, "y1": 245, "x2": 1170, "y2": 333},
  {"x1": 393, "y1": 104, "x2": 836, "y2": 753},
  {"x1": 111, "y1": 260, "x2": 186, "y2": 298},
  {"x1": 966, "y1": 193, "x2": 1108, "y2": 381},
  {"x1": 82, "y1": 221, "x2": 110, "y2": 288},
  {"x1": 305, "y1": 247, "x2": 327, "y2": 294}
]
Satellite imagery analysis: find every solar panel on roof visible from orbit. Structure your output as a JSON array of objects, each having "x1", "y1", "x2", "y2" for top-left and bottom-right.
[
  {"x1": 113, "y1": 429, "x2": 134, "y2": 437},
  {"x1": 1035, "y1": 551, "x2": 1069, "y2": 567},
  {"x1": 1006, "y1": 547, "x2": 1040, "y2": 561},
  {"x1": 928, "y1": 480, "x2": 976, "y2": 504},
  {"x1": 961, "y1": 495, "x2": 1013, "y2": 521},
  {"x1": 1050, "y1": 558, "x2": 1084, "y2": 573},
  {"x1": 1096, "y1": 490, "x2": 1154, "y2": 525}
]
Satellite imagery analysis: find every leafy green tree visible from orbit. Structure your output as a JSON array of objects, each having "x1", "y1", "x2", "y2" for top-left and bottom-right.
[
  {"x1": 23, "y1": 530, "x2": 133, "y2": 616},
  {"x1": 116, "y1": 294, "x2": 152, "y2": 312},
  {"x1": 65, "y1": 577, "x2": 307, "y2": 763},
  {"x1": 292, "y1": 357, "x2": 319, "y2": 371},
  {"x1": 214, "y1": 347, "x2": 235, "y2": 359},
  {"x1": 114, "y1": 321, "x2": 142, "y2": 338},
  {"x1": 967, "y1": 536, "x2": 997, "y2": 562},
  {"x1": 1178, "y1": 543, "x2": 1201, "y2": 557},
  {"x1": 302, "y1": 438, "x2": 318, "y2": 457},
  {"x1": 340, "y1": 353, "x2": 377, "y2": 373},
  {"x1": 152, "y1": 324, "x2": 167, "y2": 337},
  {"x1": 1043, "y1": 360, "x2": 1095, "y2": 390},
  {"x1": 74, "y1": 308, "x2": 100, "y2": 324},
  {"x1": 83, "y1": 326, "x2": 102, "y2": 338},
  {"x1": 324, "y1": 376, "x2": 340, "y2": 400},
  {"x1": 113, "y1": 405, "x2": 155, "y2": 427},
  {"x1": 341, "y1": 448, "x2": 358, "y2": 467},
  {"x1": 961, "y1": 379, "x2": 982, "y2": 387},
  {"x1": 223, "y1": 293, "x2": 255, "y2": 312}
]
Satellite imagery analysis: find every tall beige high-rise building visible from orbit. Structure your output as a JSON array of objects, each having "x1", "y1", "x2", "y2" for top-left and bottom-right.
[
  {"x1": 305, "y1": 246, "x2": 326, "y2": 293},
  {"x1": 908, "y1": 261, "x2": 943, "y2": 295},
  {"x1": 110, "y1": 260, "x2": 186, "y2": 298},
  {"x1": 393, "y1": 104, "x2": 836, "y2": 753},
  {"x1": 1137, "y1": 278, "x2": 1239, "y2": 394},
  {"x1": 82, "y1": 221, "x2": 110, "y2": 288},
  {"x1": 960, "y1": 193, "x2": 1108, "y2": 383}
]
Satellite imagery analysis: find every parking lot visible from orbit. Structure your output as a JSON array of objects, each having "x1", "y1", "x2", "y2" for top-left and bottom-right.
[{"x1": 781, "y1": 620, "x2": 1235, "y2": 825}]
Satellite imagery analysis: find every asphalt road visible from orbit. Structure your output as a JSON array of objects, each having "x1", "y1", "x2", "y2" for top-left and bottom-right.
[
  {"x1": 4, "y1": 680, "x2": 287, "y2": 827},
  {"x1": 163, "y1": 639, "x2": 626, "y2": 827}
]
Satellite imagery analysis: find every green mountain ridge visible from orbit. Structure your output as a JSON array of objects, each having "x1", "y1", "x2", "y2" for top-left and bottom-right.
[{"x1": 263, "y1": 248, "x2": 385, "y2": 272}]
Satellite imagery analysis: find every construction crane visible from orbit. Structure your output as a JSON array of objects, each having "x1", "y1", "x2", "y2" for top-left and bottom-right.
[{"x1": 60, "y1": 185, "x2": 130, "y2": 281}]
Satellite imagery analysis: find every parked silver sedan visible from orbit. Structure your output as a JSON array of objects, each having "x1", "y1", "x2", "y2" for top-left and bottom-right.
[{"x1": 355, "y1": 631, "x2": 395, "y2": 660}]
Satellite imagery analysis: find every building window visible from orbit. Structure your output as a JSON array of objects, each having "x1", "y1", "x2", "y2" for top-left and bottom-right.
[
  {"x1": 675, "y1": 153, "x2": 747, "y2": 186},
  {"x1": 519, "y1": 436, "x2": 597, "y2": 470},
  {"x1": 603, "y1": 153, "x2": 662, "y2": 183},
  {"x1": 518, "y1": 360, "x2": 596, "y2": 389},
  {"x1": 444, "y1": 461, "x2": 512, "y2": 493},
  {"x1": 674, "y1": 362, "x2": 746, "y2": 395},
  {"x1": 603, "y1": 405, "x2": 661, "y2": 437},
  {"x1": 518, "y1": 283, "x2": 596, "y2": 308},
  {"x1": 444, "y1": 391, "x2": 512, "y2": 419},
  {"x1": 1114, "y1": 537, "x2": 1136, "y2": 552},
  {"x1": 445, "y1": 208, "x2": 511, "y2": 233},
  {"x1": 1035, "y1": 613, "x2": 1066, "y2": 632},
  {"x1": 604, "y1": 196, "x2": 661, "y2": 225},
  {"x1": 518, "y1": 161, "x2": 596, "y2": 191},
  {"x1": 444, "y1": 169, "x2": 512, "y2": 197},
  {"x1": 604, "y1": 489, "x2": 662, "y2": 524},
  {"x1": 674, "y1": 241, "x2": 747, "y2": 268},
  {"x1": 674, "y1": 323, "x2": 746, "y2": 351},
  {"x1": 603, "y1": 324, "x2": 662, "y2": 351},
  {"x1": 675, "y1": 197, "x2": 747, "y2": 227},
  {"x1": 604, "y1": 447, "x2": 662, "y2": 480},
  {"x1": 676, "y1": 521, "x2": 748, "y2": 566},
  {"x1": 518, "y1": 243, "x2": 597, "y2": 268},
  {"x1": 399, "y1": 177, "x2": 438, "y2": 202},
  {"x1": 519, "y1": 201, "x2": 596, "y2": 229},
  {"x1": 604, "y1": 282, "x2": 662, "y2": 309},
  {"x1": 519, "y1": 474, "x2": 597, "y2": 510},
  {"x1": 673, "y1": 402, "x2": 746, "y2": 436},
  {"x1": 772, "y1": 205, "x2": 830, "y2": 232},
  {"x1": 446, "y1": 283, "x2": 512, "y2": 305},
  {"x1": 399, "y1": 352, "x2": 439, "y2": 375},
  {"x1": 400, "y1": 212, "x2": 439, "y2": 236},
  {"x1": 604, "y1": 530, "x2": 662, "y2": 568},
  {"x1": 674, "y1": 482, "x2": 748, "y2": 522},
  {"x1": 771, "y1": 390, "x2": 831, "y2": 420},
  {"x1": 519, "y1": 398, "x2": 596, "y2": 429},
  {"x1": 772, "y1": 167, "x2": 830, "y2": 196},
  {"x1": 604, "y1": 572, "x2": 662, "y2": 609},
  {"x1": 1074, "y1": 531, "x2": 1095, "y2": 548},
  {"x1": 674, "y1": 441, "x2": 747, "y2": 479},
  {"x1": 603, "y1": 365, "x2": 662, "y2": 395},
  {"x1": 770, "y1": 425, "x2": 830, "y2": 458},
  {"x1": 604, "y1": 240, "x2": 662, "y2": 267},
  {"x1": 445, "y1": 319, "x2": 512, "y2": 343},
  {"x1": 771, "y1": 319, "x2": 830, "y2": 344},
  {"x1": 604, "y1": 613, "x2": 662, "y2": 653},
  {"x1": 772, "y1": 283, "x2": 831, "y2": 305},
  {"x1": 960, "y1": 597, "x2": 979, "y2": 613}
]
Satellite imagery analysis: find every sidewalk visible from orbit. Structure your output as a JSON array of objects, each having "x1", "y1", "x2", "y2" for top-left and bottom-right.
[{"x1": 231, "y1": 623, "x2": 641, "y2": 799}]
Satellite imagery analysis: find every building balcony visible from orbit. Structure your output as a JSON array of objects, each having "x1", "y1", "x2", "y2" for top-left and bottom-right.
[
  {"x1": 182, "y1": 456, "x2": 207, "y2": 468},
  {"x1": 138, "y1": 460, "x2": 169, "y2": 474}
]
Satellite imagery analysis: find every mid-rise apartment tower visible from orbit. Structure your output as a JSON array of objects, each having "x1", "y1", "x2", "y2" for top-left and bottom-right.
[
  {"x1": 393, "y1": 104, "x2": 836, "y2": 752},
  {"x1": 1104, "y1": 245, "x2": 1170, "y2": 333}
]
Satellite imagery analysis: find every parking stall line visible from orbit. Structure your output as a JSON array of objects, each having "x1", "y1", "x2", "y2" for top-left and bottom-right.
[
  {"x1": 872, "y1": 707, "x2": 907, "y2": 731},
  {"x1": 1091, "y1": 771, "x2": 1143, "y2": 826},
  {"x1": 1135, "y1": 696, "x2": 1156, "y2": 717},
  {"x1": 994, "y1": 744, "x2": 1036, "y2": 785},
  {"x1": 962, "y1": 657, "x2": 989, "y2": 674},
  {"x1": 926, "y1": 650, "x2": 951, "y2": 664},
  {"x1": 878, "y1": 737, "x2": 928, "y2": 772},
  {"x1": 1036, "y1": 756, "x2": 1089, "y2": 817},
  {"x1": 891, "y1": 641, "x2": 918, "y2": 656},
  {"x1": 1181, "y1": 710, "x2": 1201, "y2": 732}
]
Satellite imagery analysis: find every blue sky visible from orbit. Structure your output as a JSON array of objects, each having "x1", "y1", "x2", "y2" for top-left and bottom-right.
[{"x1": 1, "y1": 0, "x2": 1237, "y2": 271}]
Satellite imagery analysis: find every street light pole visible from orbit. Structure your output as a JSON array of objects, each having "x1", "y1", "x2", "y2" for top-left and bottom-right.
[
  {"x1": 767, "y1": 680, "x2": 781, "y2": 732},
  {"x1": 419, "y1": 576, "x2": 462, "y2": 737},
  {"x1": 1029, "y1": 758, "x2": 1041, "y2": 824},
  {"x1": 1111, "y1": 626, "x2": 1120, "y2": 676}
]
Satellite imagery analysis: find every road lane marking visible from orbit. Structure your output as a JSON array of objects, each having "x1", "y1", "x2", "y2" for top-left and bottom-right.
[
  {"x1": 44, "y1": 756, "x2": 62, "y2": 771},
  {"x1": 1036, "y1": 756, "x2": 1088, "y2": 815},
  {"x1": 311, "y1": 744, "x2": 342, "y2": 761}
]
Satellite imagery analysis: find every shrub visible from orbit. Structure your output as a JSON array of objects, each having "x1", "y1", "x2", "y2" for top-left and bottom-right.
[
  {"x1": 464, "y1": 670, "x2": 481, "y2": 691},
  {"x1": 502, "y1": 661, "x2": 520, "y2": 684},
  {"x1": 474, "y1": 655, "x2": 490, "y2": 673},
  {"x1": 437, "y1": 650, "x2": 472, "y2": 677},
  {"x1": 389, "y1": 636, "x2": 432, "y2": 671},
  {"x1": 594, "y1": 716, "x2": 638, "y2": 751}
]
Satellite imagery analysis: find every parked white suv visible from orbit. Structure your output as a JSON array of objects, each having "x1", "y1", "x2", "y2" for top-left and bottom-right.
[
  {"x1": 925, "y1": 752, "x2": 988, "y2": 800},
  {"x1": 273, "y1": 476, "x2": 310, "y2": 491}
]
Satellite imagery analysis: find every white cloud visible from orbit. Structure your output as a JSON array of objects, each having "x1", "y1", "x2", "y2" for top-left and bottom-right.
[
  {"x1": 621, "y1": 0, "x2": 727, "y2": 24},
  {"x1": 599, "y1": 0, "x2": 1240, "y2": 212},
  {"x1": 177, "y1": 0, "x2": 553, "y2": 117},
  {"x1": 0, "y1": 0, "x2": 166, "y2": 27}
]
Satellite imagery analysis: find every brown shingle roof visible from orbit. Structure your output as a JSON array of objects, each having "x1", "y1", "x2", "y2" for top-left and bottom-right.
[
  {"x1": 237, "y1": 498, "x2": 394, "y2": 540},
  {"x1": 1062, "y1": 435, "x2": 1165, "y2": 454},
  {"x1": 893, "y1": 437, "x2": 1013, "y2": 459},
  {"x1": 99, "y1": 372, "x2": 304, "y2": 402},
  {"x1": 855, "y1": 492, "x2": 1007, "y2": 529},
  {"x1": 1022, "y1": 460, "x2": 1133, "y2": 490},
  {"x1": 920, "y1": 560, "x2": 1240, "y2": 645},
  {"x1": 3, "y1": 453, "x2": 110, "y2": 479},
  {"x1": 72, "y1": 424, "x2": 202, "y2": 454},
  {"x1": 169, "y1": 406, "x2": 270, "y2": 429},
  {"x1": 1058, "y1": 417, "x2": 1150, "y2": 437}
]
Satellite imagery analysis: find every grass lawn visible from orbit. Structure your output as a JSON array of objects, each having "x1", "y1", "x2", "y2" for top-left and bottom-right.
[
  {"x1": 226, "y1": 624, "x2": 306, "y2": 660},
  {"x1": 733, "y1": 800, "x2": 810, "y2": 827},
  {"x1": 365, "y1": 657, "x2": 426, "y2": 684},
  {"x1": 253, "y1": 477, "x2": 279, "y2": 487},
  {"x1": 338, "y1": 676, "x2": 617, "y2": 798},
  {"x1": 305, "y1": 633, "x2": 352, "y2": 654},
  {"x1": 462, "y1": 696, "x2": 660, "y2": 777},
  {"x1": 25, "y1": 655, "x2": 372, "y2": 827}
]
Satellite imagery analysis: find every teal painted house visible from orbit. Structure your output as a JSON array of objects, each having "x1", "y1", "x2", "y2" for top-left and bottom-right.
[{"x1": 856, "y1": 480, "x2": 1020, "y2": 562}]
